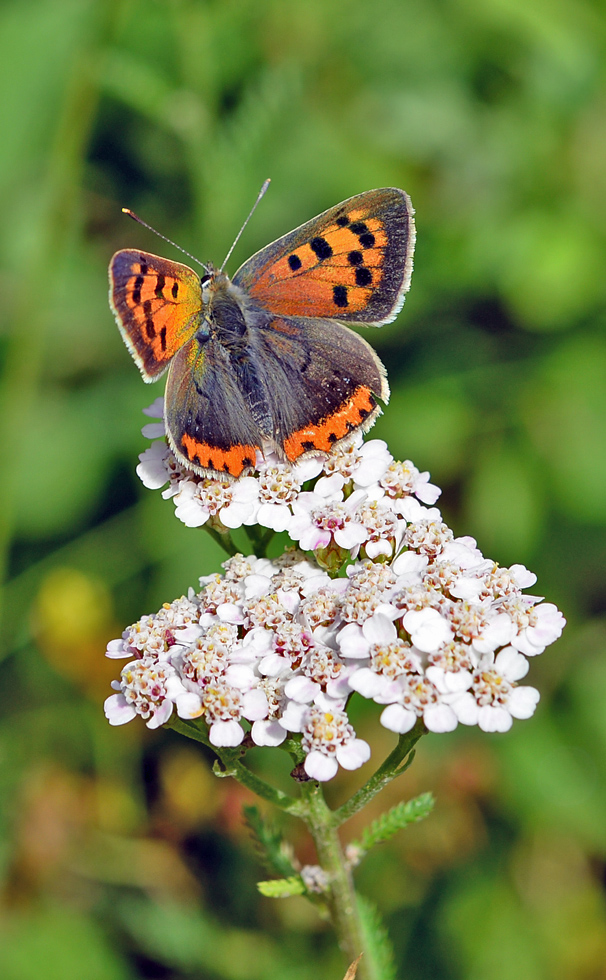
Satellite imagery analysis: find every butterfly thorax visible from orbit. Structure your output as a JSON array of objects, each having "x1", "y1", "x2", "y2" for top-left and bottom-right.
[{"x1": 199, "y1": 270, "x2": 252, "y2": 354}]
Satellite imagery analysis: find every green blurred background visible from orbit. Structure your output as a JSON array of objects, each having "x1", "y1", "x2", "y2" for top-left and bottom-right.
[{"x1": 1, "y1": 0, "x2": 605, "y2": 977}]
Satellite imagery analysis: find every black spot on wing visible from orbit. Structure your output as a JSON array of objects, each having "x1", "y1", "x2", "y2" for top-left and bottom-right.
[
  {"x1": 288, "y1": 254, "x2": 302, "y2": 271},
  {"x1": 310, "y1": 237, "x2": 333, "y2": 260},
  {"x1": 355, "y1": 267, "x2": 372, "y2": 287},
  {"x1": 333, "y1": 285, "x2": 348, "y2": 308},
  {"x1": 172, "y1": 280, "x2": 179, "y2": 298},
  {"x1": 132, "y1": 275, "x2": 144, "y2": 305},
  {"x1": 143, "y1": 299, "x2": 156, "y2": 338},
  {"x1": 155, "y1": 274, "x2": 165, "y2": 298},
  {"x1": 336, "y1": 214, "x2": 350, "y2": 227},
  {"x1": 348, "y1": 250, "x2": 363, "y2": 266},
  {"x1": 160, "y1": 326, "x2": 167, "y2": 351},
  {"x1": 359, "y1": 232, "x2": 375, "y2": 248}
]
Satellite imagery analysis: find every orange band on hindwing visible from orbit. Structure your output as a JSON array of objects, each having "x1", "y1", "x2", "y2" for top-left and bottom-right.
[
  {"x1": 283, "y1": 386, "x2": 377, "y2": 460},
  {"x1": 180, "y1": 434, "x2": 257, "y2": 477}
]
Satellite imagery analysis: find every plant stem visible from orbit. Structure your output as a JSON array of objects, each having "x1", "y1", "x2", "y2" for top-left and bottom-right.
[
  {"x1": 335, "y1": 720, "x2": 426, "y2": 826},
  {"x1": 301, "y1": 781, "x2": 374, "y2": 978},
  {"x1": 203, "y1": 524, "x2": 239, "y2": 556}
]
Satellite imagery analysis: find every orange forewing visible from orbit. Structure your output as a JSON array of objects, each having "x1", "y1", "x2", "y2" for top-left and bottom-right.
[
  {"x1": 109, "y1": 249, "x2": 202, "y2": 380},
  {"x1": 233, "y1": 188, "x2": 415, "y2": 325}
]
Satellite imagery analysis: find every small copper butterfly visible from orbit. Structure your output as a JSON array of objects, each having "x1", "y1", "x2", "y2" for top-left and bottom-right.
[{"x1": 109, "y1": 187, "x2": 416, "y2": 478}]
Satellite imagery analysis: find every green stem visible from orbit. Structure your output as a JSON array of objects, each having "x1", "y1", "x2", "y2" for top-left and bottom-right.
[
  {"x1": 202, "y1": 524, "x2": 239, "y2": 557},
  {"x1": 301, "y1": 781, "x2": 372, "y2": 978},
  {"x1": 334, "y1": 720, "x2": 426, "y2": 826},
  {"x1": 245, "y1": 524, "x2": 276, "y2": 559}
]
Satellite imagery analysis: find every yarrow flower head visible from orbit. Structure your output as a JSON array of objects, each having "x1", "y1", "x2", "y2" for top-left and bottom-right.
[{"x1": 105, "y1": 402, "x2": 566, "y2": 780}]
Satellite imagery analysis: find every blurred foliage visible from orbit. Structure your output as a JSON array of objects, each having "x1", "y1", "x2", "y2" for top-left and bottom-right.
[{"x1": 1, "y1": 0, "x2": 605, "y2": 977}]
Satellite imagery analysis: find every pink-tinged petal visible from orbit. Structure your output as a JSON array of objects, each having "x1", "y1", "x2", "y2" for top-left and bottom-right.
[
  {"x1": 440, "y1": 540, "x2": 484, "y2": 569},
  {"x1": 174, "y1": 487, "x2": 209, "y2": 527},
  {"x1": 494, "y1": 646, "x2": 529, "y2": 681},
  {"x1": 449, "y1": 692, "x2": 479, "y2": 726},
  {"x1": 164, "y1": 675, "x2": 189, "y2": 699},
  {"x1": 511, "y1": 633, "x2": 543, "y2": 656},
  {"x1": 279, "y1": 701, "x2": 309, "y2": 732},
  {"x1": 373, "y1": 678, "x2": 406, "y2": 705},
  {"x1": 284, "y1": 675, "x2": 321, "y2": 703},
  {"x1": 473, "y1": 614, "x2": 516, "y2": 654},
  {"x1": 326, "y1": 668, "x2": 356, "y2": 699},
  {"x1": 224, "y1": 665, "x2": 256, "y2": 689},
  {"x1": 337, "y1": 738, "x2": 371, "y2": 770},
  {"x1": 380, "y1": 703, "x2": 417, "y2": 734},
  {"x1": 173, "y1": 625, "x2": 203, "y2": 644},
  {"x1": 141, "y1": 422, "x2": 166, "y2": 439},
  {"x1": 426, "y1": 666, "x2": 473, "y2": 693},
  {"x1": 335, "y1": 522, "x2": 367, "y2": 549},
  {"x1": 209, "y1": 720, "x2": 245, "y2": 746},
  {"x1": 106, "y1": 638, "x2": 130, "y2": 659},
  {"x1": 251, "y1": 719, "x2": 287, "y2": 746},
  {"x1": 136, "y1": 444, "x2": 170, "y2": 489},
  {"x1": 508, "y1": 686, "x2": 540, "y2": 719},
  {"x1": 304, "y1": 751, "x2": 339, "y2": 781},
  {"x1": 450, "y1": 576, "x2": 485, "y2": 601},
  {"x1": 300, "y1": 526, "x2": 331, "y2": 552},
  {"x1": 314, "y1": 473, "x2": 345, "y2": 497},
  {"x1": 142, "y1": 397, "x2": 165, "y2": 418},
  {"x1": 337, "y1": 623, "x2": 370, "y2": 659},
  {"x1": 243, "y1": 575, "x2": 273, "y2": 599},
  {"x1": 509, "y1": 564, "x2": 537, "y2": 589},
  {"x1": 259, "y1": 653, "x2": 291, "y2": 677},
  {"x1": 348, "y1": 667, "x2": 389, "y2": 699},
  {"x1": 415, "y1": 480, "x2": 441, "y2": 505},
  {"x1": 242, "y1": 627, "x2": 274, "y2": 654},
  {"x1": 220, "y1": 501, "x2": 256, "y2": 529},
  {"x1": 403, "y1": 608, "x2": 453, "y2": 653},
  {"x1": 293, "y1": 456, "x2": 324, "y2": 481},
  {"x1": 362, "y1": 613, "x2": 397, "y2": 646},
  {"x1": 216, "y1": 602, "x2": 245, "y2": 624},
  {"x1": 392, "y1": 550, "x2": 428, "y2": 581},
  {"x1": 146, "y1": 699, "x2": 173, "y2": 728},
  {"x1": 242, "y1": 688, "x2": 269, "y2": 721},
  {"x1": 174, "y1": 692, "x2": 204, "y2": 718},
  {"x1": 423, "y1": 703, "x2": 457, "y2": 733},
  {"x1": 365, "y1": 539, "x2": 393, "y2": 559},
  {"x1": 277, "y1": 588, "x2": 301, "y2": 615},
  {"x1": 477, "y1": 705, "x2": 513, "y2": 732},
  {"x1": 257, "y1": 502, "x2": 293, "y2": 532},
  {"x1": 104, "y1": 694, "x2": 137, "y2": 725}
]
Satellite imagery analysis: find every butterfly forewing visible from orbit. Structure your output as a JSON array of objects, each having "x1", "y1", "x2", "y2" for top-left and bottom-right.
[
  {"x1": 232, "y1": 188, "x2": 415, "y2": 326},
  {"x1": 109, "y1": 249, "x2": 202, "y2": 380}
]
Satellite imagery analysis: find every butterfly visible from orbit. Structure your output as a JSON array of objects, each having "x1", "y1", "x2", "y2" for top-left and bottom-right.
[{"x1": 109, "y1": 187, "x2": 416, "y2": 479}]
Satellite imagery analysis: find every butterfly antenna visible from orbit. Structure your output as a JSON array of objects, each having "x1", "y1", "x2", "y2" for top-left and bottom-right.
[
  {"x1": 121, "y1": 209, "x2": 211, "y2": 274},
  {"x1": 219, "y1": 178, "x2": 271, "y2": 273}
]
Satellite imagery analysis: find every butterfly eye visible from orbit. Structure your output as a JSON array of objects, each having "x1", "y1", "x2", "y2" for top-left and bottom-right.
[{"x1": 200, "y1": 274, "x2": 211, "y2": 286}]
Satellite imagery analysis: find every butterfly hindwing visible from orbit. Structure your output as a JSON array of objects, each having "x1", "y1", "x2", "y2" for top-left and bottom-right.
[
  {"x1": 165, "y1": 334, "x2": 264, "y2": 478},
  {"x1": 109, "y1": 249, "x2": 202, "y2": 380},
  {"x1": 232, "y1": 188, "x2": 415, "y2": 326}
]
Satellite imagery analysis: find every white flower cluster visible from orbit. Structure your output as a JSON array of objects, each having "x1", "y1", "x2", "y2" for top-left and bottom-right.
[
  {"x1": 136, "y1": 398, "x2": 441, "y2": 554},
  {"x1": 105, "y1": 405, "x2": 565, "y2": 781}
]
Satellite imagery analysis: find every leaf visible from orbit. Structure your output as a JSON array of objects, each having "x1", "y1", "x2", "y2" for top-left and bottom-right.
[
  {"x1": 357, "y1": 895, "x2": 396, "y2": 980},
  {"x1": 243, "y1": 805, "x2": 298, "y2": 878},
  {"x1": 257, "y1": 876, "x2": 306, "y2": 898},
  {"x1": 349, "y1": 792, "x2": 435, "y2": 862}
]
